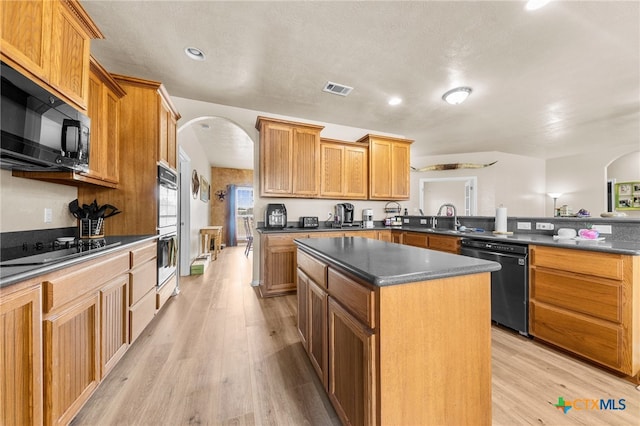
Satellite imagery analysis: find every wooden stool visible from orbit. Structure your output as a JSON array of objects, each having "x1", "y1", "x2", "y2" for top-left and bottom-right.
[{"x1": 200, "y1": 226, "x2": 222, "y2": 260}]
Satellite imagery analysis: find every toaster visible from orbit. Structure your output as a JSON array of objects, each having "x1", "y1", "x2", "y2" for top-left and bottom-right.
[{"x1": 299, "y1": 216, "x2": 319, "y2": 228}]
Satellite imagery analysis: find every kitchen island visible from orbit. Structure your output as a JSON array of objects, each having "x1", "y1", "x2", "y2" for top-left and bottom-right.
[{"x1": 294, "y1": 236, "x2": 500, "y2": 426}]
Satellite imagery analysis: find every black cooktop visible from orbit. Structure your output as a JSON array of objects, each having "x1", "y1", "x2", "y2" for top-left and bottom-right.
[{"x1": 0, "y1": 238, "x2": 121, "y2": 266}]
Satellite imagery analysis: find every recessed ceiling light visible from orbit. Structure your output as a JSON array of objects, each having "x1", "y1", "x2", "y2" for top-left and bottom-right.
[
  {"x1": 525, "y1": 0, "x2": 551, "y2": 11},
  {"x1": 388, "y1": 97, "x2": 402, "y2": 106},
  {"x1": 442, "y1": 87, "x2": 472, "y2": 105},
  {"x1": 185, "y1": 47, "x2": 206, "y2": 61}
]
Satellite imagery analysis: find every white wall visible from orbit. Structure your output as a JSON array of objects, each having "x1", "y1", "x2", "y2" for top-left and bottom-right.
[
  {"x1": 0, "y1": 169, "x2": 78, "y2": 232},
  {"x1": 177, "y1": 125, "x2": 213, "y2": 263},
  {"x1": 408, "y1": 151, "x2": 546, "y2": 217},
  {"x1": 546, "y1": 145, "x2": 639, "y2": 217}
]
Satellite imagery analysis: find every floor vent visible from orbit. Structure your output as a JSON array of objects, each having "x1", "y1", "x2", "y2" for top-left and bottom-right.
[{"x1": 322, "y1": 81, "x2": 353, "y2": 96}]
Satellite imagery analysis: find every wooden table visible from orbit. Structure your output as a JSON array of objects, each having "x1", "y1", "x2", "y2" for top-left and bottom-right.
[{"x1": 200, "y1": 226, "x2": 223, "y2": 260}]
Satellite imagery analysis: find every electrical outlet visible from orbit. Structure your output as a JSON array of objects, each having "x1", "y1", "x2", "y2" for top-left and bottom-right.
[
  {"x1": 420, "y1": 219, "x2": 427, "y2": 225},
  {"x1": 535, "y1": 222, "x2": 554, "y2": 230},
  {"x1": 44, "y1": 207, "x2": 53, "y2": 223},
  {"x1": 517, "y1": 222, "x2": 531, "y2": 230},
  {"x1": 403, "y1": 218, "x2": 410, "y2": 224},
  {"x1": 592, "y1": 224, "x2": 612, "y2": 234}
]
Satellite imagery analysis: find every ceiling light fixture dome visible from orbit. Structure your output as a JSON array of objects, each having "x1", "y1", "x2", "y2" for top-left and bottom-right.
[
  {"x1": 442, "y1": 87, "x2": 472, "y2": 105},
  {"x1": 185, "y1": 47, "x2": 206, "y2": 61},
  {"x1": 525, "y1": 0, "x2": 552, "y2": 11},
  {"x1": 388, "y1": 97, "x2": 402, "y2": 106}
]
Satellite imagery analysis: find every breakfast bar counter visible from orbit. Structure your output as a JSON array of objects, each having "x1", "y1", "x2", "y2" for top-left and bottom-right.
[{"x1": 294, "y1": 237, "x2": 500, "y2": 425}]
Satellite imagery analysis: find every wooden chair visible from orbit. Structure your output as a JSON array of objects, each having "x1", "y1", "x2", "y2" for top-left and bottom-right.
[{"x1": 243, "y1": 217, "x2": 254, "y2": 256}]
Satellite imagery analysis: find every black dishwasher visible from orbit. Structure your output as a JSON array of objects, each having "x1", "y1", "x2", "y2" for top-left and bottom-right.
[{"x1": 461, "y1": 238, "x2": 529, "y2": 336}]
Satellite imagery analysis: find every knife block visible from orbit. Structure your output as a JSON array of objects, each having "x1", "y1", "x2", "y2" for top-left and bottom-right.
[{"x1": 79, "y1": 219, "x2": 104, "y2": 239}]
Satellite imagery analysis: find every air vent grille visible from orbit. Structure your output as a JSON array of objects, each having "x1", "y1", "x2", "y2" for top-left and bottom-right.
[{"x1": 322, "y1": 81, "x2": 353, "y2": 96}]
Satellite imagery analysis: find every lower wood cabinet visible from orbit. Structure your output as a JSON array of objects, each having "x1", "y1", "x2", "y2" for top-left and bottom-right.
[
  {"x1": 396, "y1": 231, "x2": 461, "y2": 254},
  {"x1": 529, "y1": 245, "x2": 640, "y2": 377},
  {"x1": 297, "y1": 247, "x2": 493, "y2": 425},
  {"x1": 0, "y1": 284, "x2": 43, "y2": 426},
  {"x1": 0, "y1": 239, "x2": 162, "y2": 426},
  {"x1": 427, "y1": 234, "x2": 461, "y2": 254},
  {"x1": 327, "y1": 297, "x2": 375, "y2": 426},
  {"x1": 100, "y1": 274, "x2": 129, "y2": 378},
  {"x1": 44, "y1": 293, "x2": 100, "y2": 426}
]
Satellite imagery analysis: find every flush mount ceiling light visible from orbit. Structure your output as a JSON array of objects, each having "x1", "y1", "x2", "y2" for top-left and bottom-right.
[
  {"x1": 388, "y1": 97, "x2": 402, "y2": 106},
  {"x1": 442, "y1": 87, "x2": 472, "y2": 105},
  {"x1": 525, "y1": 0, "x2": 552, "y2": 11},
  {"x1": 185, "y1": 47, "x2": 206, "y2": 61}
]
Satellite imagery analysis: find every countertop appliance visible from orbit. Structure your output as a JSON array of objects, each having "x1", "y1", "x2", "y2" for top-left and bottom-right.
[
  {"x1": 460, "y1": 238, "x2": 529, "y2": 336},
  {"x1": 265, "y1": 204, "x2": 287, "y2": 228},
  {"x1": 334, "y1": 203, "x2": 355, "y2": 227},
  {"x1": 362, "y1": 209, "x2": 374, "y2": 228},
  {"x1": 1, "y1": 61, "x2": 90, "y2": 172},
  {"x1": 299, "y1": 216, "x2": 319, "y2": 228}
]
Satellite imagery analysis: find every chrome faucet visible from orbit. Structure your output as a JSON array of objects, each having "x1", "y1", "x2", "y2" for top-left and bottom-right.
[{"x1": 436, "y1": 203, "x2": 460, "y2": 231}]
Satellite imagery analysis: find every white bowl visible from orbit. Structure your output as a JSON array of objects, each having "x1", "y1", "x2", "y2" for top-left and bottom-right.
[{"x1": 557, "y1": 228, "x2": 577, "y2": 238}]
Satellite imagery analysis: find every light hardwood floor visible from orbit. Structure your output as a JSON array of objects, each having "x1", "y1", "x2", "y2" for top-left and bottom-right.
[{"x1": 72, "y1": 246, "x2": 639, "y2": 425}]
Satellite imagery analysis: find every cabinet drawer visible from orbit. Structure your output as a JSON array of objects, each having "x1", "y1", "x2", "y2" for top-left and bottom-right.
[
  {"x1": 129, "y1": 289, "x2": 156, "y2": 343},
  {"x1": 531, "y1": 246, "x2": 623, "y2": 280},
  {"x1": 156, "y1": 275, "x2": 176, "y2": 310},
  {"x1": 530, "y1": 302, "x2": 622, "y2": 370},
  {"x1": 428, "y1": 235, "x2": 460, "y2": 254},
  {"x1": 328, "y1": 268, "x2": 375, "y2": 328},
  {"x1": 130, "y1": 242, "x2": 157, "y2": 267},
  {"x1": 43, "y1": 251, "x2": 129, "y2": 313},
  {"x1": 265, "y1": 234, "x2": 302, "y2": 246},
  {"x1": 403, "y1": 232, "x2": 428, "y2": 248},
  {"x1": 130, "y1": 259, "x2": 157, "y2": 306},
  {"x1": 532, "y1": 269, "x2": 621, "y2": 323},
  {"x1": 297, "y1": 249, "x2": 327, "y2": 288}
]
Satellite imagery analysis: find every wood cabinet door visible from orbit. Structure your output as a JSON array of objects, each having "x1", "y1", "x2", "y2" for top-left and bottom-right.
[
  {"x1": 103, "y1": 86, "x2": 121, "y2": 182},
  {"x1": 297, "y1": 269, "x2": 309, "y2": 348},
  {"x1": 320, "y1": 143, "x2": 345, "y2": 197},
  {"x1": 261, "y1": 122, "x2": 293, "y2": 195},
  {"x1": 427, "y1": 234, "x2": 460, "y2": 254},
  {"x1": 391, "y1": 142, "x2": 410, "y2": 198},
  {"x1": 262, "y1": 238, "x2": 298, "y2": 295},
  {"x1": 44, "y1": 294, "x2": 100, "y2": 426},
  {"x1": 167, "y1": 112, "x2": 177, "y2": 169},
  {"x1": 392, "y1": 231, "x2": 403, "y2": 244},
  {"x1": 49, "y1": 0, "x2": 91, "y2": 110},
  {"x1": 344, "y1": 145, "x2": 368, "y2": 199},
  {"x1": 292, "y1": 127, "x2": 320, "y2": 196},
  {"x1": 403, "y1": 231, "x2": 428, "y2": 248},
  {"x1": 0, "y1": 0, "x2": 52, "y2": 81},
  {"x1": 100, "y1": 274, "x2": 129, "y2": 379},
  {"x1": 86, "y1": 71, "x2": 107, "y2": 180},
  {"x1": 308, "y1": 278, "x2": 328, "y2": 390},
  {"x1": 369, "y1": 138, "x2": 392, "y2": 199},
  {"x1": 377, "y1": 230, "x2": 392, "y2": 242},
  {"x1": 0, "y1": 285, "x2": 43, "y2": 426},
  {"x1": 328, "y1": 298, "x2": 376, "y2": 426}
]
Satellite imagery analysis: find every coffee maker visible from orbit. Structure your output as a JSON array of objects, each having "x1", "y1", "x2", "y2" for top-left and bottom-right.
[
  {"x1": 265, "y1": 204, "x2": 287, "y2": 228},
  {"x1": 362, "y1": 208, "x2": 374, "y2": 228},
  {"x1": 334, "y1": 203, "x2": 355, "y2": 227}
]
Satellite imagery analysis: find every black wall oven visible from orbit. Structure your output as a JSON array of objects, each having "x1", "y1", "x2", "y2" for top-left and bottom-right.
[{"x1": 157, "y1": 164, "x2": 178, "y2": 287}]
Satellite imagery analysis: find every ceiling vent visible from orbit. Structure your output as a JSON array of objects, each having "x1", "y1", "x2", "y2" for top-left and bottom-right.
[{"x1": 322, "y1": 81, "x2": 353, "y2": 96}]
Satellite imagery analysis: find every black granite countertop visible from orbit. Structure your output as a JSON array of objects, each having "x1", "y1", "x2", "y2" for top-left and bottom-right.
[
  {"x1": 0, "y1": 235, "x2": 157, "y2": 288},
  {"x1": 399, "y1": 226, "x2": 640, "y2": 255},
  {"x1": 294, "y1": 237, "x2": 501, "y2": 286},
  {"x1": 258, "y1": 224, "x2": 640, "y2": 255}
]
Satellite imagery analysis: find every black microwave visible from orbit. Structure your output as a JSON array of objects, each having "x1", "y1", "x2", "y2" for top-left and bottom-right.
[{"x1": 0, "y1": 61, "x2": 90, "y2": 172}]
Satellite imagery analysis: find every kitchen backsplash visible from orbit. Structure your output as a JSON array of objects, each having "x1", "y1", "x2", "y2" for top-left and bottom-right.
[{"x1": 0, "y1": 170, "x2": 77, "y2": 232}]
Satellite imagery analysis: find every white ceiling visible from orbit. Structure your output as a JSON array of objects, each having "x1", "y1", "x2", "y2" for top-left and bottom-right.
[{"x1": 82, "y1": 0, "x2": 640, "y2": 169}]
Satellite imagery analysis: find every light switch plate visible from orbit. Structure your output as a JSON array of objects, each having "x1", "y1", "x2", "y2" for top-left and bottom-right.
[
  {"x1": 44, "y1": 208, "x2": 53, "y2": 223},
  {"x1": 420, "y1": 219, "x2": 427, "y2": 224},
  {"x1": 517, "y1": 222, "x2": 531, "y2": 230},
  {"x1": 403, "y1": 218, "x2": 410, "y2": 224}
]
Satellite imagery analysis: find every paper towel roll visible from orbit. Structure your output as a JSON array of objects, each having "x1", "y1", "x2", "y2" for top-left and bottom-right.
[{"x1": 495, "y1": 206, "x2": 508, "y2": 233}]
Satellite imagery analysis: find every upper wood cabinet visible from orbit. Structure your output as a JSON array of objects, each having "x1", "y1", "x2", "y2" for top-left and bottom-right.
[
  {"x1": 85, "y1": 56, "x2": 126, "y2": 184},
  {"x1": 256, "y1": 116, "x2": 324, "y2": 198},
  {"x1": 0, "y1": 0, "x2": 103, "y2": 112},
  {"x1": 360, "y1": 135, "x2": 413, "y2": 200},
  {"x1": 319, "y1": 139, "x2": 368, "y2": 199},
  {"x1": 78, "y1": 74, "x2": 180, "y2": 235}
]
